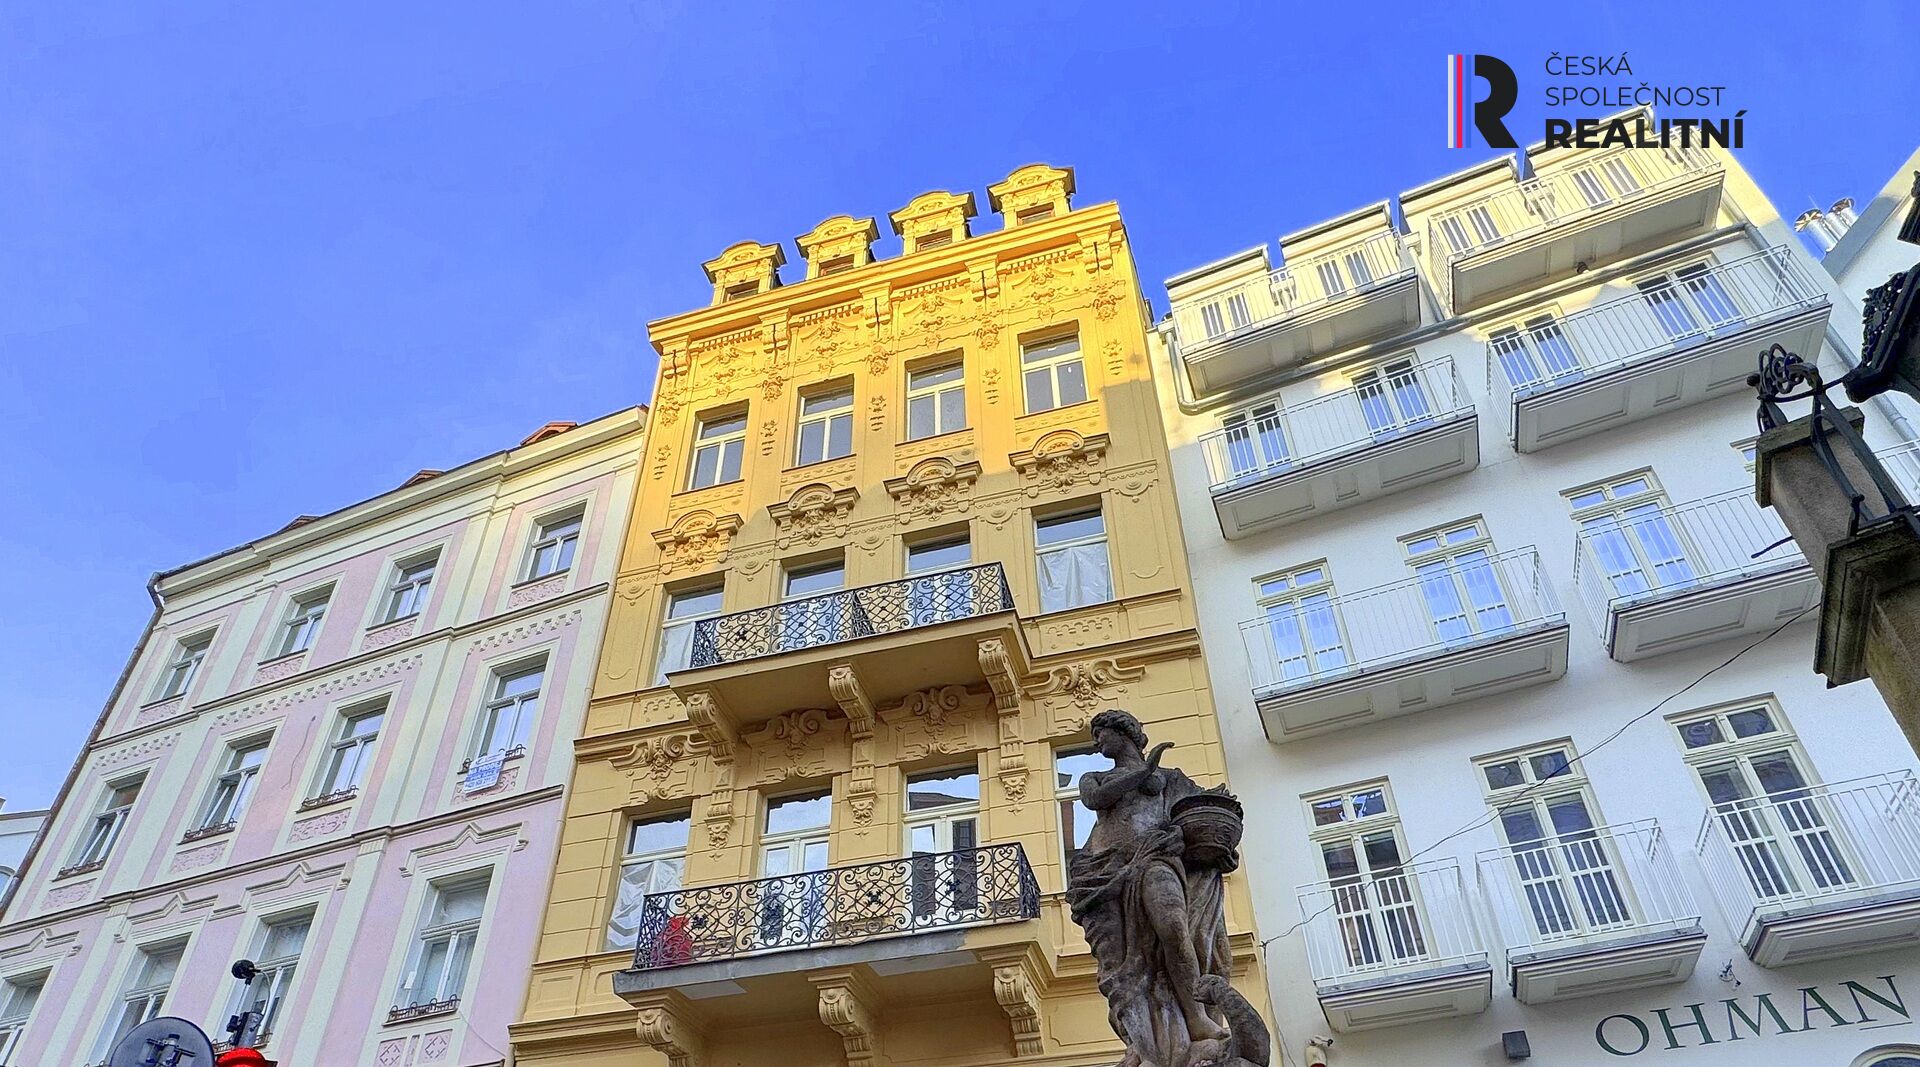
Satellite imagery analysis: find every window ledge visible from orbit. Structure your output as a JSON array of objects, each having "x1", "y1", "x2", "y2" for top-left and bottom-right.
[
  {"x1": 782, "y1": 453, "x2": 857, "y2": 476},
  {"x1": 387, "y1": 997, "x2": 460, "y2": 1024},
  {"x1": 900, "y1": 427, "x2": 974, "y2": 449},
  {"x1": 55, "y1": 860, "x2": 105, "y2": 880},
  {"x1": 368, "y1": 612, "x2": 419, "y2": 631},
  {"x1": 671, "y1": 477, "x2": 746, "y2": 500},
  {"x1": 513, "y1": 570, "x2": 570, "y2": 590},
  {"x1": 256, "y1": 649, "x2": 309, "y2": 669},
  {"x1": 137, "y1": 692, "x2": 188, "y2": 712},
  {"x1": 181, "y1": 821, "x2": 237, "y2": 844},
  {"x1": 298, "y1": 789, "x2": 359, "y2": 812},
  {"x1": 1015, "y1": 397, "x2": 1101, "y2": 421}
]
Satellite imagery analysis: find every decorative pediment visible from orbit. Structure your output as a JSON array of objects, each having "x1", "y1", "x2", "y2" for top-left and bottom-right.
[
  {"x1": 883, "y1": 457, "x2": 982, "y2": 524},
  {"x1": 652, "y1": 510, "x2": 743, "y2": 576},
  {"x1": 744, "y1": 707, "x2": 839, "y2": 784},
  {"x1": 890, "y1": 190, "x2": 977, "y2": 252},
  {"x1": 1029, "y1": 657, "x2": 1148, "y2": 733},
  {"x1": 611, "y1": 732, "x2": 697, "y2": 801},
  {"x1": 703, "y1": 240, "x2": 786, "y2": 305},
  {"x1": 880, "y1": 684, "x2": 983, "y2": 761},
  {"x1": 1010, "y1": 431, "x2": 1110, "y2": 496},
  {"x1": 769, "y1": 483, "x2": 859, "y2": 548},
  {"x1": 989, "y1": 164, "x2": 1076, "y2": 226},
  {"x1": 797, "y1": 215, "x2": 881, "y2": 279}
]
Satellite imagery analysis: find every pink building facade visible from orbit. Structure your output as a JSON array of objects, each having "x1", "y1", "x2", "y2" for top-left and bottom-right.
[{"x1": 0, "y1": 409, "x2": 644, "y2": 1067}]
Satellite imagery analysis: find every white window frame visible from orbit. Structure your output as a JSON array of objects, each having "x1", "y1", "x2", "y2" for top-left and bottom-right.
[
  {"x1": 70, "y1": 776, "x2": 142, "y2": 869},
  {"x1": 655, "y1": 583, "x2": 725, "y2": 686},
  {"x1": 1253, "y1": 563, "x2": 1350, "y2": 682},
  {"x1": 272, "y1": 586, "x2": 331, "y2": 659},
  {"x1": 315, "y1": 701, "x2": 385, "y2": 799},
  {"x1": 906, "y1": 359, "x2": 967, "y2": 440},
  {"x1": 1564, "y1": 470, "x2": 1696, "y2": 599},
  {"x1": 1020, "y1": 334, "x2": 1089, "y2": 415},
  {"x1": 795, "y1": 383, "x2": 855, "y2": 466},
  {"x1": 472, "y1": 660, "x2": 544, "y2": 762},
  {"x1": 689, "y1": 411, "x2": 749, "y2": 490},
  {"x1": 228, "y1": 911, "x2": 312, "y2": 1046},
  {"x1": 606, "y1": 813, "x2": 691, "y2": 951},
  {"x1": 1054, "y1": 745, "x2": 1102, "y2": 870},
  {"x1": 96, "y1": 940, "x2": 185, "y2": 1062},
  {"x1": 524, "y1": 508, "x2": 584, "y2": 582},
  {"x1": 0, "y1": 971, "x2": 45, "y2": 1064},
  {"x1": 153, "y1": 631, "x2": 213, "y2": 701},
  {"x1": 1034, "y1": 505, "x2": 1111, "y2": 613},
  {"x1": 380, "y1": 551, "x2": 439, "y2": 623},
  {"x1": 197, "y1": 736, "x2": 271, "y2": 832},
  {"x1": 393, "y1": 875, "x2": 490, "y2": 1014},
  {"x1": 1400, "y1": 518, "x2": 1515, "y2": 641}
]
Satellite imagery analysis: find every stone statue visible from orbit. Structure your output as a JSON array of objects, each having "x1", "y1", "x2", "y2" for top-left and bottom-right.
[{"x1": 1065, "y1": 709, "x2": 1269, "y2": 1067}]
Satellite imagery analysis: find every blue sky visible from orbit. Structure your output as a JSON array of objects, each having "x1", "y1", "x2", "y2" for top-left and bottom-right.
[{"x1": 3, "y1": 3, "x2": 1916, "y2": 808}]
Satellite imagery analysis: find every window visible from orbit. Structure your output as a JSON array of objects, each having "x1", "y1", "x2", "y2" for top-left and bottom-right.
[
  {"x1": 1016, "y1": 203, "x2": 1055, "y2": 225},
  {"x1": 1349, "y1": 359, "x2": 1434, "y2": 437},
  {"x1": 1220, "y1": 402, "x2": 1289, "y2": 479},
  {"x1": 915, "y1": 229, "x2": 955, "y2": 251},
  {"x1": 1055, "y1": 747, "x2": 1102, "y2": 869},
  {"x1": 0, "y1": 973, "x2": 43, "y2": 1063},
  {"x1": 906, "y1": 360, "x2": 966, "y2": 440},
  {"x1": 905, "y1": 768, "x2": 982, "y2": 921},
  {"x1": 758, "y1": 792, "x2": 832, "y2": 943},
  {"x1": 1477, "y1": 743, "x2": 1630, "y2": 938},
  {"x1": 656, "y1": 584, "x2": 725, "y2": 685},
  {"x1": 723, "y1": 280, "x2": 759, "y2": 302},
  {"x1": 98, "y1": 942, "x2": 183, "y2": 1060},
  {"x1": 273, "y1": 587, "x2": 331, "y2": 658},
  {"x1": 1199, "y1": 292, "x2": 1252, "y2": 339},
  {"x1": 778, "y1": 557, "x2": 848, "y2": 651},
  {"x1": 1491, "y1": 314, "x2": 1582, "y2": 392},
  {"x1": 1636, "y1": 262, "x2": 1745, "y2": 344},
  {"x1": 796, "y1": 385, "x2": 855, "y2": 466},
  {"x1": 1733, "y1": 437, "x2": 1759, "y2": 474},
  {"x1": 689, "y1": 412, "x2": 748, "y2": 489},
  {"x1": 381, "y1": 552, "x2": 438, "y2": 622},
  {"x1": 525, "y1": 510, "x2": 582, "y2": 581},
  {"x1": 198, "y1": 737, "x2": 270, "y2": 831},
  {"x1": 1254, "y1": 565, "x2": 1348, "y2": 684},
  {"x1": 1303, "y1": 781, "x2": 1426, "y2": 969},
  {"x1": 154, "y1": 632, "x2": 212, "y2": 701},
  {"x1": 395, "y1": 877, "x2": 489, "y2": 1013},
  {"x1": 904, "y1": 533, "x2": 974, "y2": 627},
  {"x1": 1401, "y1": 520, "x2": 1513, "y2": 641},
  {"x1": 476, "y1": 662, "x2": 543, "y2": 759},
  {"x1": 71, "y1": 778, "x2": 141, "y2": 868},
  {"x1": 1035, "y1": 507, "x2": 1110, "y2": 613},
  {"x1": 906, "y1": 532, "x2": 970, "y2": 575},
  {"x1": 818, "y1": 255, "x2": 856, "y2": 276},
  {"x1": 317, "y1": 703, "x2": 385, "y2": 797},
  {"x1": 1566, "y1": 473, "x2": 1695, "y2": 599},
  {"x1": 606, "y1": 813, "x2": 690, "y2": 951},
  {"x1": 1021, "y1": 334, "x2": 1088, "y2": 414},
  {"x1": 231, "y1": 914, "x2": 310, "y2": 1045}
]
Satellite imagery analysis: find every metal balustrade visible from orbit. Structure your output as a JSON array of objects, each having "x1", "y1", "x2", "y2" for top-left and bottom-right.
[
  {"x1": 1484, "y1": 246, "x2": 1826, "y2": 426},
  {"x1": 1694, "y1": 772, "x2": 1920, "y2": 934},
  {"x1": 1240, "y1": 547, "x2": 1562, "y2": 696},
  {"x1": 1297, "y1": 858, "x2": 1487, "y2": 988},
  {"x1": 688, "y1": 563, "x2": 1015, "y2": 669},
  {"x1": 631, "y1": 843, "x2": 1041, "y2": 971},
  {"x1": 1571, "y1": 488, "x2": 1806, "y2": 635},
  {"x1": 1476, "y1": 820, "x2": 1699, "y2": 960},
  {"x1": 1169, "y1": 231, "x2": 1413, "y2": 357},
  {"x1": 1197, "y1": 357, "x2": 1474, "y2": 491}
]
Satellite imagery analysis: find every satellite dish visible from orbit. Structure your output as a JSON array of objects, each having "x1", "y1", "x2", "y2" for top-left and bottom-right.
[{"x1": 106, "y1": 1016, "x2": 218, "y2": 1067}]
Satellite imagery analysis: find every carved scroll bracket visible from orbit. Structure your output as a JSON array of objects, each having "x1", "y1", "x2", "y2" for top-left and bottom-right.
[
  {"x1": 635, "y1": 991, "x2": 706, "y2": 1067},
  {"x1": 684, "y1": 690, "x2": 740, "y2": 851},
  {"x1": 813, "y1": 970, "x2": 884, "y2": 1067},
  {"x1": 829, "y1": 665, "x2": 878, "y2": 830},
  {"x1": 980, "y1": 638, "x2": 1031, "y2": 810}
]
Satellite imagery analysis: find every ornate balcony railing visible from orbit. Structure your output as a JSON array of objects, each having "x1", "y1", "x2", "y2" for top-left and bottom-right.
[
  {"x1": 1169, "y1": 231, "x2": 1414, "y2": 356},
  {"x1": 1571, "y1": 488, "x2": 1806, "y2": 635},
  {"x1": 1475, "y1": 819, "x2": 1699, "y2": 960},
  {"x1": 688, "y1": 563, "x2": 1015, "y2": 669},
  {"x1": 631, "y1": 843, "x2": 1041, "y2": 971},
  {"x1": 1197, "y1": 356, "x2": 1473, "y2": 491},
  {"x1": 1240, "y1": 547, "x2": 1562, "y2": 696},
  {"x1": 1695, "y1": 772, "x2": 1920, "y2": 932},
  {"x1": 1296, "y1": 858, "x2": 1486, "y2": 988}
]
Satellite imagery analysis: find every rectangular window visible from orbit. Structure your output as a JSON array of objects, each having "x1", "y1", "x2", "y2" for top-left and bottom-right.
[
  {"x1": 916, "y1": 229, "x2": 955, "y2": 251},
  {"x1": 381, "y1": 552, "x2": 439, "y2": 622},
  {"x1": 198, "y1": 737, "x2": 270, "y2": 831},
  {"x1": 1401, "y1": 520, "x2": 1513, "y2": 641},
  {"x1": 778, "y1": 557, "x2": 848, "y2": 651},
  {"x1": 1637, "y1": 262, "x2": 1746, "y2": 344},
  {"x1": 1021, "y1": 335, "x2": 1089, "y2": 415},
  {"x1": 1491, "y1": 313, "x2": 1582, "y2": 393},
  {"x1": 1302, "y1": 782, "x2": 1426, "y2": 969},
  {"x1": 606, "y1": 813, "x2": 690, "y2": 951},
  {"x1": 1255, "y1": 564, "x2": 1348, "y2": 683},
  {"x1": 796, "y1": 385, "x2": 855, "y2": 466},
  {"x1": 98, "y1": 942, "x2": 183, "y2": 1060},
  {"x1": 1477, "y1": 743, "x2": 1630, "y2": 937},
  {"x1": 689, "y1": 412, "x2": 748, "y2": 490},
  {"x1": 232, "y1": 914, "x2": 310, "y2": 1045},
  {"x1": 154, "y1": 632, "x2": 213, "y2": 701},
  {"x1": 1566, "y1": 472, "x2": 1695, "y2": 599},
  {"x1": 1017, "y1": 203, "x2": 1055, "y2": 225},
  {"x1": 317, "y1": 703, "x2": 385, "y2": 798},
  {"x1": 656, "y1": 584, "x2": 725, "y2": 685},
  {"x1": 1220, "y1": 402, "x2": 1289, "y2": 478},
  {"x1": 525, "y1": 510, "x2": 583, "y2": 581},
  {"x1": 723, "y1": 280, "x2": 759, "y2": 302},
  {"x1": 476, "y1": 662, "x2": 543, "y2": 759},
  {"x1": 906, "y1": 360, "x2": 966, "y2": 440},
  {"x1": 906, "y1": 532, "x2": 971, "y2": 575},
  {"x1": 395, "y1": 877, "x2": 489, "y2": 1012},
  {"x1": 818, "y1": 255, "x2": 856, "y2": 277},
  {"x1": 71, "y1": 778, "x2": 142, "y2": 868},
  {"x1": 905, "y1": 768, "x2": 982, "y2": 920},
  {"x1": 1350, "y1": 358, "x2": 1435, "y2": 437},
  {"x1": 273, "y1": 587, "x2": 331, "y2": 658},
  {"x1": 1055, "y1": 747, "x2": 1102, "y2": 869},
  {"x1": 905, "y1": 532, "x2": 974, "y2": 626},
  {"x1": 1035, "y1": 507, "x2": 1111, "y2": 613},
  {"x1": 0, "y1": 973, "x2": 44, "y2": 1063}
]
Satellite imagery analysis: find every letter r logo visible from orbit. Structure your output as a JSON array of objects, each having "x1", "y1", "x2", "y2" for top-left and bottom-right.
[{"x1": 1448, "y1": 54, "x2": 1518, "y2": 148}]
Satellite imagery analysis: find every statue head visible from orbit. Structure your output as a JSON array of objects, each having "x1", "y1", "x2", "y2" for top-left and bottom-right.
[{"x1": 1089, "y1": 708, "x2": 1148, "y2": 759}]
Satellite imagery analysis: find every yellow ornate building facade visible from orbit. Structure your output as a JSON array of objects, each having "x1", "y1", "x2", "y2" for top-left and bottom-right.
[{"x1": 509, "y1": 165, "x2": 1268, "y2": 1067}]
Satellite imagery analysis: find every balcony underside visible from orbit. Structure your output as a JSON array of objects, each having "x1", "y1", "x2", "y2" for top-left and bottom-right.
[
  {"x1": 1185, "y1": 273, "x2": 1422, "y2": 397},
  {"x1": 1509, "y1": 927, "x2": 1706, "y2": 1005},
  {"x1": 1317, "y1": 962, "x2": 1493, "y2": 1033},
  {"x1": 1745, "y1": 887, "x2": 1920, "y2": 968},
  {"x1": 1212, "y1": 415, "x2": 1481, "y2": 539},
  {"x1": 1512, "y1": 304, "x2": 1830, "y2": 453},
  {"x1": 1256, "y1": 623, "x2": 1569, "y2": 743},
  {"x1": 1448, "y1": 170, "x2": 1725, "y2": 313},
  {"x1": 1605, "y1": 564, "x2": 1818, "y2": 662}
]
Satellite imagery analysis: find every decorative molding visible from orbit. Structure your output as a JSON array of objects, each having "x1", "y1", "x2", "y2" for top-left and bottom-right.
[
  {"x1": 889, "y1": 189, "x2": 976, "y2": 251},
  {"x1": 1029, "y1": 658, "x2": 1148, "y2": 733},
  {"x1": 360, "y1": 616, "x2": 418, "y2": 652},
  {"x1": 883, "y1": 457, "x2": 981, "y2": 524},
  {"x1": 814, "y1": 971, "x2": 883, "y2": 1067},
  {"x1": 882, "y1": 684, "x2": 978, "y2": 762},
  {"x1": 1010, "y1": 431, "x2": 1110, "y2": 497},
  {"x1": 214, "y1": 653, "x2": 425, "y2": 730},
  {"x1": 253, "y1": 652, "x2": 308, "y2": 686},
  {"x1": 507, "y1": 573, "x2": 568, "y2": 610},
  {"x1": 98, "y1": 731, "x2": 183, "y2": 768},
  {"x1": 132, "y1": 696, "x2": 184, "y2": 729},
  {"x1": 745, "y1": 708, "x2": 833, "y2": 785},
  {"x1": 685, "y1": 691, "x2": 738, "y2": 852},
  {"x1": 43, "y1": 882, "x2": 91, "y2": 909},
  {"x1": 830, "y1": 665, "x2": 878, "y2": 830},
  {"x1": 796, "y1": 215, "x2": 879, "y2": 279},
  {"x1": 612, "y1": 733, "x2": 695, "y2": 802},
  {"x1": 455, "y1": 764, "x2": 520, "y2": 801},
  {"x1": 652, "y1": 510, "x2": 744, "y2": 576},
  {"x1": 987, "y1": 163, "x2": 1075, "y2": 226},
  {"x1": 170, "y1": 842, "x2": 226, "y2": 874},
  {"x1": 635, "y1": 994, "x2": 706, "y2": 1067},
  {"x1": 769, "y1": 483, "x2": 860, "y2": 549},
  {"x1": 980, "y1": 639, "x2": 1028, "y2": 810},
  {"x1": 992, "y1": 960, "x2": 1047, "y2": 1056},
  {"x1": 467, "y1": 609, "x2": 582, "y2": 656},
  {"x1": 290, "y1": 807, "x2": 354, "y2": 843}
]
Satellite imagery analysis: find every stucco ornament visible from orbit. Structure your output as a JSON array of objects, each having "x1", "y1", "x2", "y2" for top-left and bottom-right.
[{"x1": 1066, "y1": 709, "x2": 1269, "y2": 1067}]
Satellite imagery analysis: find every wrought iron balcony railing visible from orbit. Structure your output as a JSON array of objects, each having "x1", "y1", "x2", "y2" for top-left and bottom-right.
[
  {"x1": 1571, "y1": 487, "x2": 1806, "y2": 635},
  {"x1": 1239, "y1": 547, "x2": 1563, "y2": 697},
  {"x1": 1169, "y1": 231, "x2": 1414, "y2": 357},
  {"x1": 1296, "y1": 857, "x2": 1486, "y2": 988},
  {"x1": 1198, "y1": 356, "x2": 1473, "y2": 492},
  {"x1": 688, "y1": 563, "x2": 1015, "y2": 669},
  {"x1": 631, "y1": 842, "x2": 1041, "y2": 971},
  {"x1": 1475, "y1": 819, "x2": 1699, "y2": 960}
]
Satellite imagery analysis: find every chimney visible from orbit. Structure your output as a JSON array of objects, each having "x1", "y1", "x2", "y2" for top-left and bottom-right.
[
  {"x1": 1824, "y1": 197, "x2": 1859, "y2": 242},
  {"x1": 1795, "y1": 208, "x2": 1837, "y2": 253}
]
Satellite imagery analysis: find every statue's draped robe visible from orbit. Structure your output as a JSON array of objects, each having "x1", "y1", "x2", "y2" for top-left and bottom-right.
[{"x1": 1066, "y1": 769, "x2": 1234, "y2": 1067}]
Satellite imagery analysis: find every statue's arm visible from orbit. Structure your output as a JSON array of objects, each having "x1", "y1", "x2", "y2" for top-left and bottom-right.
[{"x1": 1078, "y1": 743, "x2": 1173, "y2": 809}]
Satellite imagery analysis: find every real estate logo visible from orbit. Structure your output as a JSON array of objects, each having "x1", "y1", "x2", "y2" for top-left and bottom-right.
[
  {"x1": 1446, "y1": 54, "x2": 1517, "y2": 149},
  {"x1": 1447, "y1": 52, "x2": 1745, "y2": 150}
]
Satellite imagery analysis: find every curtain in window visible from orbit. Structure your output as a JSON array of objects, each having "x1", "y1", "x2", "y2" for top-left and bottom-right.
[{"x1": 1037, "y1": 544, "x2": 1110, "y2": 613}]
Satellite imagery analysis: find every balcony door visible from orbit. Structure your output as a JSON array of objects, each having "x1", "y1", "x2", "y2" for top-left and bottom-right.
[
  {"x1": 1303, "y1": 783, "x2": 1430, "y2": 973},
  {"x1": 1481, "y1": 746, "x2": 1632, "y2": 941},
  {"x1": 1199, "y1": 291, "x2": 1252, "y2": 340},
  {"x1": 1350, "y1": 359, "x2": 1435, "y2": 440},
  {"x1": 779, "y1": 558, "x2": 848, "y2": 652},
  {"x1": 905, "y1": 768, "x2": 982, "y2": 928},
  {"x1": 1255, "y1": 565, "x2": 1348, "y2": 685},
  {"x1": 1491, "y1": 315, "x2": 1583, "y2": 395},
  {"x1": 1220, "y1": 403, "x2": 1290, "y2": 480},
  {"x1": 757, "y1": 791, "x2": 832, "y2": 951},
  {"x1": 904, "y1": 534, "x2": 974, "y2": 629},
  {"x1": 1568, "y1": 474, "x2": 1697, "y2": 600},
  {"x1": 1637, "y1": 263, "x2": 1746, "y2": 347},
  {"x1": 1403, "y1": 522, "x2": 1514, "y2": 644}
]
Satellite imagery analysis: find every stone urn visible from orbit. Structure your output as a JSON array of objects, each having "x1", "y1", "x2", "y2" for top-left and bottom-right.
[{"x1": 1170, "y1": 790, "x2": 1244, "y2": 869}]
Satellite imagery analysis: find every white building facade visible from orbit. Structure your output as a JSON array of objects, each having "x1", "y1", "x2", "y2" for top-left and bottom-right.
[
  {"x1": 1812, "y1": 146, "x2": 1920, "y2": 309},
  {"x1": 1151, "y1": 118, "x2": 1920, "y2": 1067}
]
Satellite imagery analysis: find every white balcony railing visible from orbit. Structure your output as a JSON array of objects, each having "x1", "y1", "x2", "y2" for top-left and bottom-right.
[
  {"x1": 1695, "y1": 772, "x2": 1920, "y2": 934},
  {"x1": 1571, "y1": 488, "x2": 1806, "y2": 635},
  {"x1": 1476, "y1": 819, "x2": 1699, "y2": 960},
  {"x1": 1240, "y1": 547, "x2": 1562, "y2": 697},
  {"x1": 1298, "y1": 858, "x2": 1487, "y2": 988},
  {"x1": 1427, "y1": 147, "x2": 1719, "y2": 272},
  {"x1": 1197, "y1": 357, "x2": 1473, "y2": 491},
  {"x1": 1485, "y1": 246, "x2": 1826, "y2": 423},
  {"x1": 1170, "y1": 231, "x2": 1413, "y2": 356}
]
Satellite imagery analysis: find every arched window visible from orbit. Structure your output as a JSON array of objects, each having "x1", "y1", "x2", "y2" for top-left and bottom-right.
[{"x1": 1853, "y1": 1046, "x2": 1920, "y2": 1067}]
